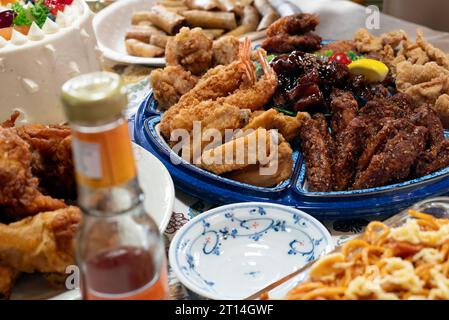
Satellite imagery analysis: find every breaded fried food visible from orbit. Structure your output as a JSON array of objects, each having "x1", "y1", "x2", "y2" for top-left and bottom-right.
[
  {"x1": 150, "y1": 66, "x2": 198, "y2": 110},
  {"x1": 0, "y1": 265, "x2": 19, "y2": 300},
  {"x1": 225, "y1": 139, "x2": 294, "y2": 187},
  {"x1": 266, "y1": 13, "x2": 320, "y2": 37},
  {"x1": 243, "y1": 108, "x2": 310, "y2": 142},
  {"x1": 354, "y1": 29, "x2": 407, "y2": 53},
  {"x1": 212, "y1": 36, "x2": 240, "y2": 66},
  {"x1": 318, "y1": 40, "x2": 356, "y2": 55},
  {"x1": 0, "y1": 127, "x2": 66, "y2": 219},
  {"x1": 165, "y1": 27, "x2": 213, "y2": 76},
  {"x1": 0, "y1": 206, "x2": 81, "y2": 274},
  {"x1": 14, "y1": 124, "x2": 76, "y2": 201}
]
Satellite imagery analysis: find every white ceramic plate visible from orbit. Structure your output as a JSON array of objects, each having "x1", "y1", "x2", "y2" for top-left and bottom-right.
[
  {"x1": 10, "y1": 143, "x2": 174, "y2": 300},
  {"x1": 93, "y1": 0, "x2": 165, "y2": 66},
  {"x1": 169, "y1": 202, "x2": 334, "y2": 300}
]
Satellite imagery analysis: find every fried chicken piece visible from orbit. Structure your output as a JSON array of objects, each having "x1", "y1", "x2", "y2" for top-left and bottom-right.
[
  {"x1": 14, "y1": 124, "x2": 76, "y2": 201},
  {"x1": 150, "y1": 66, "x2": 199, "y2": 110},
  {"x1": 415, "y1": 139, "x2": 449, "y2": 177},
  {"x1": 165, "y1": 27, "x2": 213, "y2": 76},
  {"x1": 266, "y1": 13, "x2": 320, "y2": 37},
  {"x1": 243, "y1": 109, "x2": 310, "y2": 142},
  {"x1": 0, "y1": 127, "x2": 66, "y2": 220},
  {"x1": 415, "y1": 30, "x2": 449, "y2": 70},
  {"x1": 330, "y1": 89, "x2": 359, "y2": 138},
  {"x1": 408, "y1": 105, "x2": 444, "y2": 147},
  {"x1": 333, "y1": 117, "x2": 367, "y2": 191},
  {"x1": 352, "y1": 123, "x2": 427, "y2": 190},
  {"x1": 358, "y1": 93, "x2": 415, "y2": 136},
  {"x1": 0, "y1": 206, "x2": 81, "y2": 274},
  {"x1": 0, "y1": 264, "x2": 19, "y2": 300},
  {"x1": 212, "y1": 36, "x2": 240, "y2": 66},
  {"x1": 262, "y1": 32, "x2": 322, "y2": 54},
  {"x1": 1, "y1": 111, "x2": 20, "y2": 129},
  {"x1": 225, "y1": 139, "x2": 293, "y2": 187},
  {"x1": 299, "y1": 116, "x2": 333, "y2": 192}
]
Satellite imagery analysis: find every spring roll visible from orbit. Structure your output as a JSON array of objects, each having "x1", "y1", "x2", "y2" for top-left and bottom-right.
[
  {"x1": 182, "y1": 10, "x2": 237, "y2": 30},
  {"x1": 125, "y1": 25, "x2": 166, "y2": 43},
  {"x1": 131, "y1": 11, "x2": 152, "y2": 25},
  {"x1": 185, "y1": 0, "x2": 219, "y2": 10},
  {"x1": 254, "y1": 0, "x2": 280, "y2": 31},
  {"x1": 202, "y1": 28, "x2": 225, "y2": 39},
  {"x1": 126, "y1": 39, "x2": 165, "y2": 57},
  {"x1": 138, "y1": 20, "x2": 153, "y2": 27},
  {"x1": 216, "y1": 0, "x2": 238, "y2": 12},
  {"x1": 147, "y1": 5, "x2": 186, "y2": 34},
  {"x1": 224, "y1": 5, "x2": 259, "y2": 37},
  {"x1": 164, "y1": 5, "x2": 189, "y2": 13},
  {"x1": 150, "y1": 34, "x2": 171, "y2": 49},
  {"x1": 157, "y1": 0, "x2": 186, "y2": 7}
]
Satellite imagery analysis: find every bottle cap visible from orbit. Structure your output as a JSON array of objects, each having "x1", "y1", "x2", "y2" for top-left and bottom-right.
[{"x1": 61, "y1": 72, "x2": 128, "y2": 124}]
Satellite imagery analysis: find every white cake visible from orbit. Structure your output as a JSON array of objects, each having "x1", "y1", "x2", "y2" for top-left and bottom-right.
[{"x1": 0, "y1": 0, "x2": 100, "y2": 124}]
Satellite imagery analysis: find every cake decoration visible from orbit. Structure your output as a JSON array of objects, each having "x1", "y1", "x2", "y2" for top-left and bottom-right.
[
  {"x1": 10, "y1": 28, "x2": 27, "y2": 44},
  {"x1": 0, "y1": 0, "x2": 82, "y2": 44}
]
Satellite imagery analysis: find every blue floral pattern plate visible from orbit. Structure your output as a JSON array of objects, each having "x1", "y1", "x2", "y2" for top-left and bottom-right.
[{"x1": 169, "y1": 202, "x2": 334, "y2": 300}]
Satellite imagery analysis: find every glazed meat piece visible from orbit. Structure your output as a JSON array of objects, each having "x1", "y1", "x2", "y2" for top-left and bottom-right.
[
  {"x1": 408, "y1": 105, "x2": 444, "y2": 147},
  {"x1": 415, "y1": 140, "x2": 449, "y2": 177},
  {"x1": 347, "y1": 74, "x2": 389, "y2": 104},
  {"x1": 0, "y1": 127, "x2": 66, "y2": 220},
  {"x1": 266, "y1": 13, "x2": 320, "y2": 37},
  {"x1": 262, "y1": 32, "x2": 322, "y2": 54},
  {"x1": 165, "y1": 27, "x2": 213, "y2": 76},
  {"x1": 299, "y1": 115, "x2": 333, "y2": 192},
  {"x1": 352, "y1": 123, "x2": 427, "y2": 190},
  {"x1": 287, "y1": 70, "x2": 324, "y2": 112},
  {"x1": 332, "y1": 117, "x2": 367, "y2": 191},
  {"x1": 150, "y1": 66, "x2": 198, "y2": 110},
  {"x1": 330, "y1": 89, "x2": 359, "y2": 137}
]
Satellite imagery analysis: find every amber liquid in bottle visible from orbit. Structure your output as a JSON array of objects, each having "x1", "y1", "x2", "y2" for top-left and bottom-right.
[{"x1": 83, "y1": 246, "x2": 168, "y2": 300}]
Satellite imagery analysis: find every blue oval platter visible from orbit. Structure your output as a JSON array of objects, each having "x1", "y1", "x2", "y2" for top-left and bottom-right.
[{"x1": 133, "y1": 92, "x2": 449, "y2": 220}]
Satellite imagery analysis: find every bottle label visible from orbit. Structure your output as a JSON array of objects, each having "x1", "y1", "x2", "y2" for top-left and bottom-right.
[{"x1": 73, "y1": 120, "x2": 136, "y2": 188}]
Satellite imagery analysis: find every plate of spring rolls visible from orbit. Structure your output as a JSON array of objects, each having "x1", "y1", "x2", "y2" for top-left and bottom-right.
[{"x1": 93, "y1": 0, "x2": 296, "y2": 65}]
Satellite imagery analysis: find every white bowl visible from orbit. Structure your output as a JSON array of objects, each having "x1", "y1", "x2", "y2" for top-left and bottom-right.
[
  {"x1": 93, "y1": 0, "x2": 165, "y2": 66},
  {"x1": 169, "y1": 202, "x2": 334, "y2": 300}
]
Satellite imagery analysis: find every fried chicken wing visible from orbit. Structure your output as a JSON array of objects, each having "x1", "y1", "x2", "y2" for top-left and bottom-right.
[
  {"x1": 299, "y1": 116, "x2": 333, "y2": 192},
  {"x1": 0, "y1": 206, "x2": 81, "y2": 274},
  {"x1": 0, "y1": 264, "x2": 19, "y2": 300},
  {"x1": 14, "y1": 124, "x2": 76, "y2": 201},
  {"x1": 330, "y1": 89, "x2": 359, "y2": 138},
  {"x1": 165, "y1": 27, "x2": 213, "y2": 76},
  {"x1": 262, "y1": 32, "x2": 322, "y2": 54},
  {"x1": 333, "y1": 117, "x2": 367, "y2": 191},
  {"x1": 408, "y1": 105, "x2": 444, "y2": 147},
  {"x1": 150, "y1": 66, "x2": 199, "y2": 110},
  {"x1": 266, "y1": 13, "x2": 320, "y2": 37},
  {"x1": 0, "y1": 127, "x2": 66, "y2": 220},
  {"x1": 415, "y1": 139, "x2": 449, "y2": 177},
  {"x1": 352, "y1": 124, "x2": 427, "y2": 190}
]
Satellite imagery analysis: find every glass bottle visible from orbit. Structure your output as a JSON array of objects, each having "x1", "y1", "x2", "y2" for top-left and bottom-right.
[{"x1": 61, "y1": 72, "x2": 169, "y2": 300}]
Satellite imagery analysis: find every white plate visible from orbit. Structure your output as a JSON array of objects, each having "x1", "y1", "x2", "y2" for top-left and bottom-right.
[
  {"x1": 10, "y1": 142, "x2": 174, "y2": 300},
  {"x1": 169, "y1": 202, "x2": 334, "y2": 300},
  {"x1": 93, "y1": 0, "x2": 165, "y2": 66}
]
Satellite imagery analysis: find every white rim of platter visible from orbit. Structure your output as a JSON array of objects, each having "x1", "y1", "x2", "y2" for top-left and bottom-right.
[
  {"x1": 10, "y1": 142, "x2": 174, "y2": 300},
  {"x1": 93, "y1": 0, "x2": 165, "y2": 66}
]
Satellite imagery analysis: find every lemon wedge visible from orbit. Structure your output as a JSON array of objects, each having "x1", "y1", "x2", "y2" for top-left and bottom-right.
[{"x1": 348, "y1": 58, "x2": 389, "y2": 83}]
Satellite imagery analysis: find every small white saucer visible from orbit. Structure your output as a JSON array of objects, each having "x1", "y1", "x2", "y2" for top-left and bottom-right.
[{"x1": 169, "y1": 202, "x2": 334, "y2": 300}]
